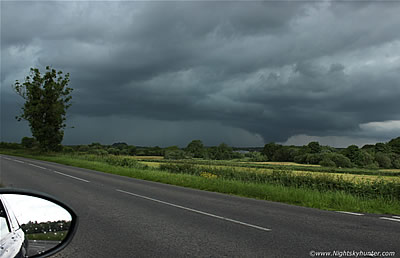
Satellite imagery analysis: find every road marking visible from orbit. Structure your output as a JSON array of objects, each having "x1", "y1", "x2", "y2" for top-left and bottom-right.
[
  {"x1": 116, "y1": 189, "x2": 271, "y2": 232},
  {"x1": 53, "y1": 170, "x2": 90, "y2": 183},
  {"x1": 13, "y1": 159, "x2": 25, "y2": 164},
  {"x1": 380, "y1": 217, "x2": 400, "y2": 223},
  {"x1": 393, "y1": 216, "x2": 400, "y2": 219},
  {"x1": 336, "y1": 211, "x2": 364, "y2": 216},
  {"x1": 28, "y1": 163, "x2": 47, "y2": 170}
]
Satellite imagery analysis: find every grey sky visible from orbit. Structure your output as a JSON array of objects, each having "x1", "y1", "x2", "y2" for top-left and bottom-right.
[{"x1": 1, "y1": 1, "x2": 400, "y2": 147}]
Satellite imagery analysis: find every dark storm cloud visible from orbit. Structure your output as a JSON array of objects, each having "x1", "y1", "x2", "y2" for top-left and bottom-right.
[{"x1": 1, "y1": 1, "x2": 400, "y2": 146}]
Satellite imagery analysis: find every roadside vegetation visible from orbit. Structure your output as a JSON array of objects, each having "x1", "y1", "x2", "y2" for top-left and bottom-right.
[
  {"x1": 22, "y1": 220, "x2": 70, "y2": 241},
  {"x1": 1, "y1": 137, "x2": 400, "y2": 214}
]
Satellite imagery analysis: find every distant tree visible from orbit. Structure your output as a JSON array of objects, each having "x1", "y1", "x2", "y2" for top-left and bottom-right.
[
  {"x1": 272, "y1": 147, "x2": 293, "y2": 162},
  {"x1": 305, "y1": 153, "x2": 323, "y2": 164},
  {"x1": 320, "y1": 145, "x2": 336, "y2": 153},
  {"x1": 374, "y1": 152, "x2": 392, "y2": 168},
  {"x1": 144, "y1": 146, "x2": 164, "y2": 156},
  {"x1": 205, "y1": 143, "x2": 234, "y2": 160},
  {"x1": 393, "y1": 156, "x2": 400, "y2": 169},
  {"x1": 331, "y1": 153, "x2": 353, "y2": 168},
  {"x1": 206, "y1": 146, "x2": 218, "y2": 160},
  {"x1": 127, "y1": 145, "x2": 137, "y2": 156},
  {"x1": 186, "y1": 140, "x2": 205, "y2": 158},
  {"x1": 21, "y1": 137, "x2": 36, "y2": 148},
  {"x1": 353, "y1": 150, "x2": 374, "y2": 167},
  {"x1": 77, "y1": 145, "x2": 89, "y2": 152},
  {"x1": 307, "y1": 141, "x2": 321, "y2": 154},
  {"x1": 215, "y1": 143, "x2": 233, "y2": 160},
  {"x1": 246, "y1": 152, "x2": 268, "y2": 162},
  {"x1": 374, "y1": 143, "x2": 391, "y2": 153},
  {"x1": 294, "y1": 154, "x2": 307, "y2": 164},
  {"x1": 262, "y1": 142, "x2": 281, "y2": 160},
  {"x1": 89, "y1": 142, "x2": 102, "y2": 149},
  {"x1": 320, "y1": 153, "x2": 353, "y2": 168},
  {"x1": 13, "y1": 66, "x2": 73, "y2": 151},
  {"x1": 341, "y1": 145, "x2": 360, "y2": 162},
  {"x1": 388, "y1": 137, "x2": 400, "y2": 154},
  {"x1": 107, "y1": 147, "x2": 120, "y2": 155},
  {"x1": 112, "y1": 142, "x2": 128, "y2": 150},
  {"x1": 62, "y1": 146, "x2": 74, "y2": 153},
  {"x1": 361, "y1": 144, "x2": 376, "y2": 154},
  {"x1": 319, "y1": 158, "x2": 336, "y2": 167},
  {"x1": 164, "y1": 149, "x2": 186, "y2": 160}
]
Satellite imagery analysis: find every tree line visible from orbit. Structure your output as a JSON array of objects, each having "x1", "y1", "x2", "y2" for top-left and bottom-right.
[{"x1": 3, "y1": 136, "x2": 399, "y2": 169}]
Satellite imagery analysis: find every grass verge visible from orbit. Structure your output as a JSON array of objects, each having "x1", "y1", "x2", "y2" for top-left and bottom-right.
[
  {"x1": 1, "y1": 149, "x2": 399, "y2": 214},
  {"x1": 26, "y1": 231, "x2": 67, "y2": 241}
]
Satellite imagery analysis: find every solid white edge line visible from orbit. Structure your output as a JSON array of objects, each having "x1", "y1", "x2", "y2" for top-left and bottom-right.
[
  {"x1": 53, "y1": 170, "x2": 90, "y2": 183},
  {"x1": 116, "y1": 189, "x2": 271, "y2": 232},
  {"x1": 336, "y1": 211, "x2": 364, "y2": 216},
  {"x1": 380, "y1": 217, "x2": 400, "y2": 223}
]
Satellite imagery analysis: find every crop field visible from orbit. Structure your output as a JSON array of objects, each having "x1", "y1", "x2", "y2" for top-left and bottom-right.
[
  {"x1": 1, "y1": 150, "x2": 399, "y2": 214},
  {"x1": 138, "y1": 159, "x2": 400, "y2": 183}
]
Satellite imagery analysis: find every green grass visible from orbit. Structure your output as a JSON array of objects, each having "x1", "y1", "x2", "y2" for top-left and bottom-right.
[
  {"x1": 1, "y1": 149, "x2": 399, "y2": 215},
  {"x1": 26, "y1": 231, "x2": 67, "y2": 241}
]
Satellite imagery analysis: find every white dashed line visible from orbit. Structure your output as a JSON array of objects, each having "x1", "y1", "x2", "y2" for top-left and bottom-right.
[
  {"x1": 4, "y1": 156, "x2": 90, "y2": 183},
  {"x1": 393, "y1": 216, "x2": 400, "y2": 219},
  {"x1": 116, "y1": 189, "x2": 271, "y2": 232},
  {"x1": 28, "y1": 163, "x2": 47, "y2": 170},
  {"x1": 53, "y1": 170, "x2": 90, "y2": 183},
  {"x1": 380, "y1": 217, "x2": 400, "y2": 223},
  {"x1": 336, "y1": 211, "x2": 364, "y2": 216}
]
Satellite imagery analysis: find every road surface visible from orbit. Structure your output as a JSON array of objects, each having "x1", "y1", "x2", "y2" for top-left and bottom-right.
[{"x1": 0, "y1": 155, "x2": 399, "y2": 257}]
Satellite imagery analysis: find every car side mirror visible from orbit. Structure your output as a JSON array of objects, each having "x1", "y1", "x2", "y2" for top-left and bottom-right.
[{"x1": 0, "y1": 189, "x2": 78, "y2": 258}]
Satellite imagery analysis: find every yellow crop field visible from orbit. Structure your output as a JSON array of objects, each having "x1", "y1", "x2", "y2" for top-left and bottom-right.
[{"x1": 144, "y1": 159, "x2": 399, "y2": 184}]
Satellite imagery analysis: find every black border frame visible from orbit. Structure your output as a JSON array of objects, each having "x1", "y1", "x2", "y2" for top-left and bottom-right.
[{"x1": 0, "y1": 188, "x2": 78, "y2": 258}]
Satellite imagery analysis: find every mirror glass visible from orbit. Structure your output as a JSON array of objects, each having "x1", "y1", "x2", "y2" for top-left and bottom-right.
[{"x1": 0, "y1": 194, "x2": 72, "y2": 257}]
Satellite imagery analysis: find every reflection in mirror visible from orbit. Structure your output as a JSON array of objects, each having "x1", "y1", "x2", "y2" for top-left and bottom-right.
[{"x1": 1, "y1": 194, "x2": 72, "y2": 257}]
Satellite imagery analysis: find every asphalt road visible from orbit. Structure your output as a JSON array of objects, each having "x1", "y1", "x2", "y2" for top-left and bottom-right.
[
  {"x1": 27, "y1": 240, "x2": 61, "y2": 257},
  {"x1": 1, "y1": 154, "x2": 399, "y2": 258}
]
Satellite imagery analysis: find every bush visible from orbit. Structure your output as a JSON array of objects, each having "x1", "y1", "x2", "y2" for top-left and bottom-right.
[
  {"x1": 21, "y1": 137, "x2": 36, "y2": 148},
  {"x1": 246, "y1": 152, "x2": 268, "y2": 162},
  {"x1": 88, "y1": 149, "x2": 108, "y2": 156},
  {"x1": 319, "y1": 158, "x2": 336, "y2": 167},
  {"x1": 77, "y1": 145, "x2": 90, "y2": 152},
  {"x1": 393, "y1": 159, "x2": 400, "y2": 169},
  {"x1": 159, "y1": 163, "x2": 200, "y2": 175},
  {"x1": 294, "y1": 154, "x2": 307, "y2": 164},
  {"x1": 305, "y1": 153, "x2": 323, "y2": 164},
  {"x1": 102, "y1": 155, "x2": 145, "y2": 168},
  {"x1": 354, "y1": 150, "x2": 375, "y2": 167},
  {"x1": 327, "y1": 153, "x2": 353, "y2": 168},
  {"x1": 164, "y1": 150, "x2": 186, "y2": 160},
  {"x1": 62, "y1": 146, "x2": 75, "y2": 153},
  {"x1": 374, "y1": 152, "x2": 392, "y2": 168},
  {"x1": 365, "y1": 162, "x2": 379, "y2": 170},
  {"x1": 0, "y1": 142, "x2": 22, "y2": 149},
  {"x1": 107, "y1": 148, "x2": 120, "y2": 155}
]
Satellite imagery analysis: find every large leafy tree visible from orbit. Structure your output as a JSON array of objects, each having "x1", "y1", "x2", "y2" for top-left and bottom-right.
[
  {"x1": 13, "y1": 66, "x2": 73, "y2": 151},
  {"x1": 186, "y1": 140, "x2": 205, "y2": 158}
]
